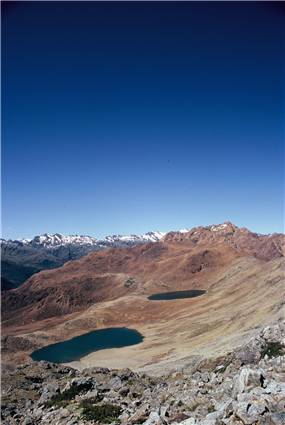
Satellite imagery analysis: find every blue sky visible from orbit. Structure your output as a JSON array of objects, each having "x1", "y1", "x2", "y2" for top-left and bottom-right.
[{"x1": 2, "y1": 2, "x2": 284, "y2": 239}]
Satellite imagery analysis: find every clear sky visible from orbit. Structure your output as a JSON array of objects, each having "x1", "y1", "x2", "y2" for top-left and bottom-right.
[{"x1": 2, "y1": 1, "x2": 284, "y2": 239}]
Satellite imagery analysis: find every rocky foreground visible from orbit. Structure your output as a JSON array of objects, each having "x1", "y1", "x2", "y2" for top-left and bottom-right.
[{"x1": 2, "y1": 322, "x2": 285, "y2": 425}]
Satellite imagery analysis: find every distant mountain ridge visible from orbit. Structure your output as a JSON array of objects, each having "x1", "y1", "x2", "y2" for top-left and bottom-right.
[
  {"x1": 2, "y1": 230, "x2": 165, "y2": 248},
  {"x1": 1, "y1": 222, "x2": 283, "y2": 290},
  {"x1": 1, "y1": 230, "x2": 165, "y2": 289}
]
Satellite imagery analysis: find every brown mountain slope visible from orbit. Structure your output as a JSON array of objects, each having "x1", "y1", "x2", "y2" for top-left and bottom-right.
[
  {"x1": 163, "y1": 222, "x2": 284, "y2": 260},
  {"x1": 66, "y1": 256, "x2": 284, "y2": 372},
  {"x1": 2, "y1": 223, "x2": 284, "y2": 327},
  {"x1": 2, "y1": 223, "x2": 284, "y2": 369}
]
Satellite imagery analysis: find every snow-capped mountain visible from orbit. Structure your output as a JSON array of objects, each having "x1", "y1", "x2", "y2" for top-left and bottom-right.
[
  {"x1": 1, "y1": 230, "x2": 165, "y2": 289},
  {"x1": 4, "y1": 222, "x2": 275, "y2": 290},
  {"x1": 103, "y1": 231, "x2": 165, "y2": 244},
  {"x1": 24, "y1": 234, "x2": 99, "y2": 248},
  {"x1": 2, "y1": 230, "x2": 165, "y2": 249}
]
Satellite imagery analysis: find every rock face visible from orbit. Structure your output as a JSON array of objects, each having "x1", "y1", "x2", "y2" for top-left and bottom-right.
[
  {"x1": 164, "y1": 222, "x2": 284, "y2": 261},
  {"x1": 1, "y1": 322, "x2": 284, "y2": 425}
]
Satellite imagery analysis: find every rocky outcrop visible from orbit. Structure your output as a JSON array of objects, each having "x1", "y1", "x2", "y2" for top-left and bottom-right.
[
  {"x1": 163, "y1": 222, "x2": 284, "y2": 262},
  {"x1": 1, "y1": 322, "x2": 284, "y2": 425}
]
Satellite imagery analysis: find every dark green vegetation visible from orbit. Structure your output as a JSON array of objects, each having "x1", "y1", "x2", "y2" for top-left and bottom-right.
[
  {"x1": 31, "y1": 328, "x2": 144, "y2": 363},
  {"x1": 148, "y1": 289, "x2": 206, "y2": 301},
  {"x1": 45, "y1": 382, "x2": 95, "y2": 408},
  {"x1": 261, "y1": 341, "x2": 284, "y2": 359},
  {"x1": 80, "y1": 400, "x2": 121, "y2": 423}
]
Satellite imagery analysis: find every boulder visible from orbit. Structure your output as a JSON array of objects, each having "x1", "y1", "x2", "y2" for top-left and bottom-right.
[
  {"x1": 39, "y1": 383, "x2": 59, "y2": 403},
  {"x1": 64, "y1": 377, "x2": 95, "y2": 392},
  {"x1": 266, "y1": 413, "x2": 285, "y2": 425},
  {"x1": 233, "y1": 368, "x2": 265, "y2": 397},
  {"x1": 179, "y1": 418, "x2": 196, "y2": 425},
  {"x1": 234, "y1": 399, "x2": 268, "y2": 424},
  {"x1": 143, "y1": 411, "x2": 163, "y2": 425},
  {"x1": 129, "y1": 404, "x2": 150, "y2": 424},
  {"x1": 108, "y1": 376, "x2": 123, "y2": 391}
]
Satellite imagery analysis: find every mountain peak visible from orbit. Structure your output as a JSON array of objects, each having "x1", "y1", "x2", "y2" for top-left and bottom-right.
[
  {"x1": 209, "y1": 221, "x2": 238, "y2": 232},
  {"x1": 29, "y1": 233, "x2": 98, "y2": 247}
]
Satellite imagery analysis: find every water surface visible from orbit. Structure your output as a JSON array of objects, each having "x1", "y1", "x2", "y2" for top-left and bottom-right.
[
  {"x1": 148, "y1": 289, "x2": 206, "y2": 301},
  {"x1": 31, "y1": 327, "x2": 143, "y2": 363}
]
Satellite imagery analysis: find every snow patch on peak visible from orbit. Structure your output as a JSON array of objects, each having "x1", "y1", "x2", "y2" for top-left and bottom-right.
[
  {"x1": 179, "y1": 228, "x2": 190, "y2": 234},
  {"x1": 19, "y1": 238, "x2": 32, "y2": 244},
  {"x1": 27, "y1": 233, "x2": 98, "y2": 248},
  {"x1": 142, "y1": 231, "x2": 166, "y2": 241},
  {"x1": 3, "y1": 230, "x2": 165, "y2": 250},
  {"x1": 210, "y1": 222, "x2": 235, "y2": 232},
  {"x1": 102, "y1": 231, "x2": 165, "y2": 244}
]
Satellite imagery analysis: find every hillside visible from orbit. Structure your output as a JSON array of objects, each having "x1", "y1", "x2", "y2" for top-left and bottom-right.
[
  {"x1": 1, "y1": 231, "x2": 164, "y2": 289},
  {"x1": 2, "y1": 222, "x2": 284, "y2": 372},
  {"x1": 2, "y1": 322, "x2": 285, "y2": 425}
]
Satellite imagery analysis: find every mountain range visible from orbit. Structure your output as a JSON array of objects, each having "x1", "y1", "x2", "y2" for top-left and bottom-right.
[
  {"x1": 1, "y1": 231, "x2": 165, "y2": 290},
  {"x1": 2, "y1": 221, "x2": 284, "y2": 371}
]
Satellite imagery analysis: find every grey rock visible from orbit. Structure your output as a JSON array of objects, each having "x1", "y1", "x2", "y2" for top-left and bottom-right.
[
  {"x1": 39, "y1": 383, "x2": 59, "y2": 403},
  {"x1": 23, "y1": 417, "x2": 33, "y2": 425},
  {"x1": 129, "y1": 404, "x2": 150, "y2": 424},
  {"x1": 234, "y1": 401, "x2": 257, "y2": 424},
  {"x1": 179, "y1": 419, "x2": 196, "y2": 425},
  {"x1": 118, "y1": 368, "x2": 136, "y2": 381},
  {"x1": 32, "y1": 407, "x2": 43, "y2": 420},
  {"x1": 119, "y1": 386, "x2": 130, "y2": 397},
  {"x1": 233, "y1": 367, "x2": 265, "y2": 397},
  {"x1": 200, "y1": 419, "x2": 218, "y2": 425},
  {"x1": 108, "y1": 376, "x2": 123, "y2": 391},
  {"x1": 58, "y1": 407, "x2": 70, "y2": 419},
  {"x1": 159, "y1": 404, "x2": 170, "y2": 420},
  {"x1": 143, "y1": 411, "x2": 163, "y2": 425},
  {"x1": 267, "y1": 413, "x2": 285, "y2": 425},
  {"x1": 200, "y1": 372, "x2": 210, "y2": 383},
  {"x1": 81, "y1": 389, "x2": 99, "y2": 400},
  {"x1": 234, "y1": 398, "x2": 268, "y2": 425}
]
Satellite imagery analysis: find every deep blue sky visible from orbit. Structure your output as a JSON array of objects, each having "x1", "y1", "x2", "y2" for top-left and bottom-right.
[{"x1": 2, "y1": 1, "x2": 284, "y2": 239}]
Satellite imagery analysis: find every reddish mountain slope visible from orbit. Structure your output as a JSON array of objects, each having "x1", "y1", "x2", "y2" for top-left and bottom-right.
[
  {"x1": 2, "y1": 223, "x2": 284, "y2": 328},
  {"x1": 164, "y1": 222, "x2": 284, "y2": 261}
]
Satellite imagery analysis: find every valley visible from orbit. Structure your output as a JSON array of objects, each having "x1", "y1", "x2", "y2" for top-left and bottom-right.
[
  {"x1": 3, "y1": 2, "x2": 284, "y2": 423},
  {"x1": 2, "y1": 222, "x2": 284, "y2": 375}
]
